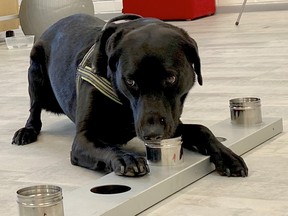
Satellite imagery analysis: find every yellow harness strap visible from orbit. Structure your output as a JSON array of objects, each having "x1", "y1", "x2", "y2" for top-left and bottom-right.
[{"x1": 77, "y1": 44, "x2": 122, "y2": 105}]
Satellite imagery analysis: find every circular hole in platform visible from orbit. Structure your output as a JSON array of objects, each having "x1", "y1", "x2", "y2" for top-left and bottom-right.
[
  {"x1": 90, "y1": 185, "x2": 131, "y2": 194},
  {"x1": 216, "y1": 137, "x2": 227, "y2": 142}
]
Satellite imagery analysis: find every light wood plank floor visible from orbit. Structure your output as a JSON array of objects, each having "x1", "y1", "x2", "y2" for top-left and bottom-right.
[
  {"x1": 0, "y1": 10, "x2": 287, "y2": 216},
  {"x1": 140, "y1": 10, "x2": 288, "y2": 216}
]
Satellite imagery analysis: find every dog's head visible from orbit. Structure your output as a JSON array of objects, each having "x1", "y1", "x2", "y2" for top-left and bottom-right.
[{"x1": 94, "y1": 18, "x2": 202, "y2": 143}]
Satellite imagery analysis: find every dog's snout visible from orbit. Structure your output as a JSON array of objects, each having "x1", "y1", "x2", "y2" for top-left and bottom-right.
[{"x1": 141, "y1": 115, "x2": 166, "y2": 142}]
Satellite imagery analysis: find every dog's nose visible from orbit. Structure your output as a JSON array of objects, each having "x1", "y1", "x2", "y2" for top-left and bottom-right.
[
  {"x1": 142, "y1": 125, "x2": 164, "y2": 143},
  {"x1": 143, "y1": 134, "x2": 163, "y2": 142}
]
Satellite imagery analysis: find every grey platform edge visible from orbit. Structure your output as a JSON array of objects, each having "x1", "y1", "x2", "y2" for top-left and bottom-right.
[{"x1": 64, "y1": 117, "x2": 283, "y2": 216}]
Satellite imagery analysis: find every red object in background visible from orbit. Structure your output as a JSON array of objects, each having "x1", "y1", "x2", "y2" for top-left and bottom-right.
[{"x1": 122, "y1": 0, "x2": 216, "y2": 20}]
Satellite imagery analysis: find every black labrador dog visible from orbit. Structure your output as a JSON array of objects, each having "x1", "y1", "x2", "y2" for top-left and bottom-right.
[{"x1": 12, "y1": 14, "x2": 248, "y2": 177}]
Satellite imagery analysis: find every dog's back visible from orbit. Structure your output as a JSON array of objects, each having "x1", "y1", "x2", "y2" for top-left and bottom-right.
[{"x1": 30, "y1": 14, "x2": 106, "y2": 121}]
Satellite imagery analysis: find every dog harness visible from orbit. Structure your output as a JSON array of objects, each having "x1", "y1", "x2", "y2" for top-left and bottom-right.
[{"x1": 76, "y1": 44, "x2": 122, "y2": 105}]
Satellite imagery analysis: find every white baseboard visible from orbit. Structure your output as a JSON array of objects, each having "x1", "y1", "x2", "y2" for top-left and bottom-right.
[{"x1": 93, "y1": 0, "x2": 122, "y2": 14}]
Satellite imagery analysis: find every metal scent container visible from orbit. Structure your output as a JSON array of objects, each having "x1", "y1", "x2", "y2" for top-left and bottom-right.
[
  {"x1": 17, "y1": 185, "x2": 64, "y2": 216},
  {"x1": 230, "y1": 97, "x2": 262, "y2": 125},
  {"x1": 145, "y1": 136, "x2": 183, "y2": 166}
]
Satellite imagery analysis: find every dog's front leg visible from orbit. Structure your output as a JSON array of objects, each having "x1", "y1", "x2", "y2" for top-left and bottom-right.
[
  {"x1": 179, "y1": 124, "x2": 248, "y2": 177},
  {"x1": 71, "y1": 82, "x2": 149, "y2": 177},
  {"x1": 70, "y1": 134, "x2": 149, "y2": 176}
]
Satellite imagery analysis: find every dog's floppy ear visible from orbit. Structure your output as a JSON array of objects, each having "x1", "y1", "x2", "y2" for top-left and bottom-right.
[
  {"x1": 94, "y1": 15, "x2": 143, "y2": 78},
  {"x1": 182, "y1": 35, "x2": 203, "y2": 86},
  {"x1": 93, "y1": 24, "x2": 118, "y2": 77},
  {"x1": 103, "y1": 28, "x2": 129, "y2": 79},
  {"x1": 94, "y1": 26, "x2": 129, "y2": 79}
]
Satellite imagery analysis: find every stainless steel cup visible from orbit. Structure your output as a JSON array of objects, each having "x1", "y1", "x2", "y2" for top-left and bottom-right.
[
  {"x1": 145, "y1": 136, "x2": 183, "y2": 166},
  {"x1": 230, "y1": 97, "x2": 262, "y2": 125},
  {"x1": 17, "y1": 185, "x2": 64, "y2": 216}
]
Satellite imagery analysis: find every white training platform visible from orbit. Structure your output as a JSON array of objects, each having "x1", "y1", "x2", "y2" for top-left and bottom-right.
[{"x1": 63, "y1": 117, "x2": 283, "y2": 216}]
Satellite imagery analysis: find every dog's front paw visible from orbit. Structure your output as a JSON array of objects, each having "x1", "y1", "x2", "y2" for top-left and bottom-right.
[
  {"x1": 112, "y1": 153, "x2": 150, "y2": 177},
  {"x1": 212, "y1": 148, "x2": 248, "y2": 177},
  {"x1": 12, "y1": 128, "x2": 38, "y2": 145}
]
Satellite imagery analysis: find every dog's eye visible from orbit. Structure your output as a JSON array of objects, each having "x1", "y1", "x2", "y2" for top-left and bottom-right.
[
  {"x1": 126, "y1": 79, "x2": 136, "y2": 87},
  {"x1": 166, "y1": 75, "x2": 176, "y2": 84}
]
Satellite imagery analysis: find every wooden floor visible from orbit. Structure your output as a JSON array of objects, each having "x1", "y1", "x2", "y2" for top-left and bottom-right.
[
  {"x1": 140, "y1": 10, "x2": 288, "y2": 216},
  {"x1": 0, "y1": 9, "x2": 288, "y2": 216}
]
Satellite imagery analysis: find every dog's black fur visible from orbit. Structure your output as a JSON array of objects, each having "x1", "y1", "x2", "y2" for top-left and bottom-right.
[{"x1": 12, "y1": 14, "x2": 248, "y2": 177}]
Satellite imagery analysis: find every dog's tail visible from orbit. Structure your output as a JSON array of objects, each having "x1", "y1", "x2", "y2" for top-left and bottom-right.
[{"x1": 30, "y1": 40, "x2": 47, "y2": 66}]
